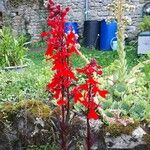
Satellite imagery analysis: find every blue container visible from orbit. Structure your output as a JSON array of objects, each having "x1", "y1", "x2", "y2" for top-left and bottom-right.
[
  {"x1": 100, "y1": 20, "x2": 117, "y2": 51},
  {"x1": 65, "y1": 22, "x2": 78, "y2": 34}
]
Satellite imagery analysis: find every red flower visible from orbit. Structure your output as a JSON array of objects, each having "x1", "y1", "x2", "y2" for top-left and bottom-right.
[
  {"x1": 72, "y1": 87, "x2": 82, "y2": 103},
  {"x1": 57, "y1": 99, "x2": 67, "y2": 106},
  {"x1": 98, "y1": 90, "x2": 109, "y2": 98},
  {"x1": 88, "y1": 109, "x2": 99, "y2": 120},
  {"x1": 76, "y1": 59, "x2": 103, "y2": 77},
  {"x1": 41, "y1": 32, "x2": 49, "y2": 37},
  {"x1": 81, "y1": 100, "x2": 89, "y2": 108},
  {"x1": 65, "y1": 7, "x2": 70, "y2": 12}
]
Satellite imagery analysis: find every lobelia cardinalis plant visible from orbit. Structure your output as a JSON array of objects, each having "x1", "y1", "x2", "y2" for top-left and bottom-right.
[
  {"x1": 72, "y1": 59, "x2": 109, "y2": 150},
  {"x1": 41, "y1": 0, "x2": 79, "y2": 149},
  {"x1": 42, "y1": 0, "x2": 109, "y2": 149}
]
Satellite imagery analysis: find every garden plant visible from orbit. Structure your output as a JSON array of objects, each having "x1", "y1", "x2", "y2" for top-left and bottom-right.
[
  {"x1": 108, "y1": 0, "x2": 135, "y2": 93},
  {"x1": 1, "y1": 0, "x2": 150, "y2": 149},
  {"x1": 139, "y1": 15, "x2": 150, "y2": 32},
  {"x1": 0, "y1": 27, "x2": 28, "y2": 68},
  {"x1": 41, "y1": 0, "x2": 108, "y2": 149}
]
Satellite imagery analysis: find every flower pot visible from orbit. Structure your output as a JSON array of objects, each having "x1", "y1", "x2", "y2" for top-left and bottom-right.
[
  {"x1": 4, "y1": 64, "x2": 28, "y2": 72},
  {"x1": 138, "y1": 31, "x2": 150, "y2": 54}
]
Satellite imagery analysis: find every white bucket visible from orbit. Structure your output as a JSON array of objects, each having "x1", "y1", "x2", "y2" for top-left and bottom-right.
[{"x1": 110, "y1": 37, "x2": 118, "y2": 51}]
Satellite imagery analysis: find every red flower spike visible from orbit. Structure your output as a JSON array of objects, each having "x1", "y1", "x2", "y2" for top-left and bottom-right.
[
  {"x1": 73, "y1": 59, "x2": 109, "y2": 120},
  {"x1": 43, "y1": 1, "x2": 109, "y2": 149},
  {"x1": 42, "y1": 0, "x2": 79, "y2": 109}
]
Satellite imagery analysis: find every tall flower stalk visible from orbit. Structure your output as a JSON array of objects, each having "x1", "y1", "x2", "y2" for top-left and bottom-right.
[
  {"x1": 41, "y1": 0, "x2": 78, "y2": 149},
  {"x1": 73, "y1": 59, "x2": 109, "y2": 150},
  {"x1": 116, "y1": 0, "x2": 127, "y2": 84},
  {"x1": 108, "y1": 0, "x2": 134, "y2": 85},
  {"x1": 42, "y1": 1, "x2": 109, "y2": 149}
]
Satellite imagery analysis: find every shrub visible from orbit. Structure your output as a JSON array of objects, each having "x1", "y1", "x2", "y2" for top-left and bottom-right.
[
  {"x1": 139, "y1": 15, "x2": 150, "y2": 32},
  {"x1": 0, "y1": 27, "x2": 28, "y2": 67}
]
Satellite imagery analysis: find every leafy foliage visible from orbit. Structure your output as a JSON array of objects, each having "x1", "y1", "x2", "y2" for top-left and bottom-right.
[
  {"x1": 0, "y1": 62, "x2": 53, "y2": 103},
  {"x1": 27, "y1": 144, "x2": 59, "y2": 150},
  {"x1": 139, "y1": 15, "x2": 150, "y2": 32},
  {"x1": 28, "y1": 44, "x2": 146, "y2": 70},
  {"x1": 0, "y1": 27, "x2": 28, "y2": 67}
]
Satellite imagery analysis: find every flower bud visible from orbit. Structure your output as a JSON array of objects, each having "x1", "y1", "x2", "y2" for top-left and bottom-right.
[
  {"x1": 56, "y1": 4, "x2": 61, "y2": 11},
  {"x1": 66, "y1": 7, "x2": 70, "y2": 12}
]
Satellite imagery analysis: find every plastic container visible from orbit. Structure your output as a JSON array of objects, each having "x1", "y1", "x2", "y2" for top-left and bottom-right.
[
  {"x1": 110, "y1": 37, "x2": 117, "y2": 51},
  {"x1": 65, "y1": 22, "x2": 78, "y2": 34},
  {"x1": 83, "y1": 20, "x2": 100, "y2": 49},
  {"x1": 100, "y1": 20, "x2": 117, "y2": 51},
  {"x1": 138, "y1": 31, "x2": 150, "y2": 54}
]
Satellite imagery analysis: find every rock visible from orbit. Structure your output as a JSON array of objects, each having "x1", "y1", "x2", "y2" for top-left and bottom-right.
[
  {"x1": 105, "y1": 126, "x2": 150, "y2": 150},
  {"x1": 132, "y1": 127, "x2": 146, "y2": 138}
]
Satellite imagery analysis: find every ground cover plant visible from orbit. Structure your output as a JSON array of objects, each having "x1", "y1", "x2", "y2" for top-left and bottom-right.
[{"x1": 0, "y1": 62, "x2": 53, "y2": 102}]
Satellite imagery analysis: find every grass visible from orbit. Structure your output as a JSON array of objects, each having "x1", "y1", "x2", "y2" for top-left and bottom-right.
[
  {"x1": 27, "y1": 43, "x2": 148, "y2": 69},
  {"x1": 27, "y1": 49, "x2": 45, "y2": 66}
]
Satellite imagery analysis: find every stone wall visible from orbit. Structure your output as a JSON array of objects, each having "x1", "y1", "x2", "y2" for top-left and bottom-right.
[
  {"x1": 58, "y1": 0, "x2": 146, "y2": 39},
  {"x1": 2, "y1": 0, "x2": 148, "y2": 40},
  {"x1": 3, "y1": 1, "x2": 48, "y2": 41}
]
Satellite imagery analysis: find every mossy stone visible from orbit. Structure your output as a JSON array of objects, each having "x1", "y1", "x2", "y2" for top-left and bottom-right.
[
  {"x1": 105, "y1": 121, "x2": 140, "y2": 137},
  {"x1": 14, "y1": 100, "x2": 51, "y2": 119},
  {"x1": 143, "y1": 134, "x2": 150, "y2": 145}
]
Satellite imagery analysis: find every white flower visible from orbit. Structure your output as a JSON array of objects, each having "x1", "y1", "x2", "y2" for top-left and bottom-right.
[
  {"x1": 124, "y1": 16, "x2": 132, "y2": 25},
  {"x1": 75, "y1": 43, "x2": 81, "y2": 49},
  {"x1": 44, "y1": 0, "x2": 48, "y2": 8}
]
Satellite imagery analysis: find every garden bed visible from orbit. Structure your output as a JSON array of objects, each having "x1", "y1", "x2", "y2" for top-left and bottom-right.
[{"x1": 1, "y1": 101, "x2": 150, "y2": 150}]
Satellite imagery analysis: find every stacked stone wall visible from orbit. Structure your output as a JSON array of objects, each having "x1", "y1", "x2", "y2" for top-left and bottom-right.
[{"x1": 3, "y1": 0, "x2": 147, "y2": 40}]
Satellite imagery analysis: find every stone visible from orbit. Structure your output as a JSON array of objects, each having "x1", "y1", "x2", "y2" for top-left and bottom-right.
[{"x1": 132, "y1": 127, "x2": 146, "y2": 138}]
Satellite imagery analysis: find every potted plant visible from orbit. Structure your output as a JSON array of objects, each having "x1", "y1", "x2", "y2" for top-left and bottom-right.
[
  {"x1": 139, "y1": 15, "x2": 150, "y2": 32},
  {"x1": 138, "y1": 15, "x2": 150, "y2": 54},
  {"x1": 0, "y1": 27, "x2": 29, "y2": 71}
]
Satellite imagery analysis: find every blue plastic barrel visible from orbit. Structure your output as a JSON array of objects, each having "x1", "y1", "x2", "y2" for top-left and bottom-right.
[
  {"x1": 100, "y1": 20, "x2": 117, "y2": 51},
  {"x1": 65, "y1": 22, "x2": 78, "y2": 34}
]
